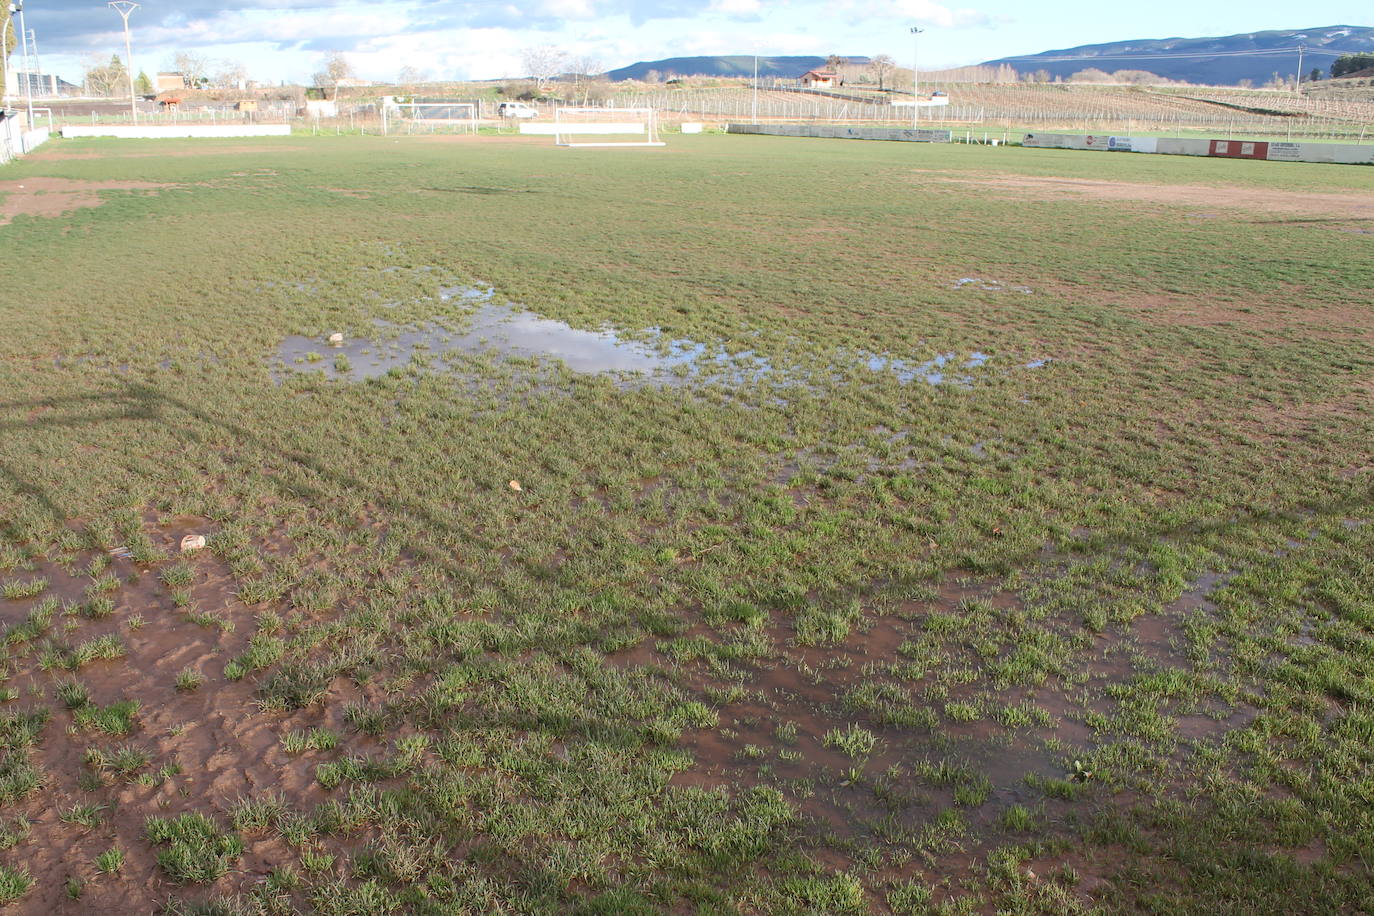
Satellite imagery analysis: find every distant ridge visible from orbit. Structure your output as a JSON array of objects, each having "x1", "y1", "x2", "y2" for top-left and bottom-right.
[
  {"x1": 606, "y1": 56, "x2": 870, "y2": 82},
  {"x1": 981, "y1": 25, "x2": 1374, "y2": 86}
]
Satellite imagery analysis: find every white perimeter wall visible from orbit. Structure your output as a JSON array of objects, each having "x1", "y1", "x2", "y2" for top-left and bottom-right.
[
  {"x1": 1, "y1": 118, "x2": 48, "y2": 164},
  {"x1": 1023, "y1": 132, "x2": 1374, "y2": 165},
  {"x1": 61, "y1": 124, "x2": 292, "y2": 140}
]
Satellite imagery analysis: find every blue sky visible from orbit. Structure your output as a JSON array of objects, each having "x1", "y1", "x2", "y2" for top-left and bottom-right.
[{"x1": 15, "y1": 1, "x2": 1374, "y2": 85}]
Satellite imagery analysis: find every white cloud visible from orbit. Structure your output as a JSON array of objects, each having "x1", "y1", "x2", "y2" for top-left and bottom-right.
[
  {"x1": 709, "y1": 0, "x2": 764, "y2": 14},
  {"x1": 848, "y1": 0, "x2": 993, "y2": 28}
]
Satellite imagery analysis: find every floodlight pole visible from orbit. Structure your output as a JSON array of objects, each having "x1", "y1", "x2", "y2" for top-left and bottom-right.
[
  {"x1": 910, "y1": 26, "x2": 923, "y2": 129},
  {"x1": 16, "y1": 0, "x2": 33, "y2": 128},
  {"x1": 109, "y1": 1, "x2": 138, "y2": 123},
  {"x1": 752, "y1": 53, "x2": 758, "y2": 121}
]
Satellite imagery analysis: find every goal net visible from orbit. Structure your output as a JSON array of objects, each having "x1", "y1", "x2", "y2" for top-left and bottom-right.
[
  {"x1": 521, "y1": 107, "x2": 664, "y2": 147},
  {"x1": 385, "y1": 101, "x2": 479, "y2": 135}
]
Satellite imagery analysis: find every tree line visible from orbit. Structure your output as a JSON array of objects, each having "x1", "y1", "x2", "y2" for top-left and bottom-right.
[{"x1": 1329, "y1": 54, "x2": 1374, "y2": 79}]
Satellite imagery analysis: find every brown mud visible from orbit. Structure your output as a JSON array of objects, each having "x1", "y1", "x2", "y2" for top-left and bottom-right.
[
  {"x1": 0, "y1": 178, "x2": 170, "y2": 226},
  {"x1": 0, "y1": 516, "x2": 380, "y2": 913}
]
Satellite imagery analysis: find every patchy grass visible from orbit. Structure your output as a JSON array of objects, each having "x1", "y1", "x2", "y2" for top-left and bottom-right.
[{"x1": 0, "y1": 133, "x2": 1371, "y2": 911}]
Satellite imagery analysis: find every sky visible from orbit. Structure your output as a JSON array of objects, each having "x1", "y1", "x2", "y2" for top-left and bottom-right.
[{"x1": 10, "y1": 0, "x2": 1374, "y2": 86}]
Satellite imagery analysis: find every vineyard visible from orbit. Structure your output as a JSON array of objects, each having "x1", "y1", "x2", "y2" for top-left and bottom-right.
[{"x1": 619, "y1": 82, "x2": 1374, "y2": 140}]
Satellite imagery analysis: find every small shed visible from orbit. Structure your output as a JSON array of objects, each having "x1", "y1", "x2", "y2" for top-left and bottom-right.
[
  {"x1": 235, "y1": 100, "x2": 259, "y2": 112},
  {"x1": 800, "y1": 69, "x2": 839, "y2": 88}
]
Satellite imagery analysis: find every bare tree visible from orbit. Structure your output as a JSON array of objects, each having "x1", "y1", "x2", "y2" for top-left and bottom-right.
[
  {"x1": 521, "y1": 45, "x2": 566, "y2": 90},
  {"x1": 1068, "y1": 68, "x2": 1113, "y2": 83},
  {"x1": 83, "y1": 54, "x2": 127, "y2": 96},
  {"x1": 397, "y1": 65, "x2": 430, "y2": 85},
  {"x1": 869, "y1": 54, "x2": 896, "y2": 91},
  {"x1": 172, "y1": 51, "x2": 212, "y2": 89},
  {"x1": 212, "y1": 59, "x2": 247, "y2": 90},
  {"x1": 566, "y1": 55, "x2": 604, "y2": 104},
  {"x1": 312, "y1": 51, "x2": 354, "y2": 99}
]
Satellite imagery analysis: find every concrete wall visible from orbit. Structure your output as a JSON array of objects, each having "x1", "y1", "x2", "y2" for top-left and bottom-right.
[
  {"x1": 1025, "y1": 131, "x2": 1373, "y2": 166},
  {"x1": 728, "y1": 123, "x2": 952, "y2": 143},
  {"x1": 0, "y1": 117, "x2": 46, "y2": 164},
  {"x1": 21, "y1": 128, "x2": 49, "y2": 154},
  {"x1": 1266, "y1": 141, "x2": 1374, "y2": 165},
  {"x1": 1152, "y1": 138, "x2": 1215, "y2": 157},
  {"x1": 1021, "y1": 132, "x2": 1132, "y2": 151},
  {"x1": 61, "y1": 124, "x2": 293, "y2": 140}
]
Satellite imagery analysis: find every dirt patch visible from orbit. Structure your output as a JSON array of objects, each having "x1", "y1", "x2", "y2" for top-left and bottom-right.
[
  {"x1": 931, "y1": 173, "x2": 1374, "y2": 220},
  {"x1": 1249, "y1": 376, "x2": 1374, "y2": 432},
  {"x1": 0, "y1": 515, "x2": 389, "y2": 913},
  {"x1": 34, "y1": 145, "x2": 308, "y2": 161},
  {"x1": 0, "y1": 177, "x2": 170, "y2": 226}
]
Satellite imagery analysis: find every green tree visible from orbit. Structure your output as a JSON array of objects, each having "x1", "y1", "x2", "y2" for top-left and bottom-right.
[
  {"x1": 136, "y1": 70, "x2": 152, "y2": 95},
  {"x1": 1309, "y1": 67, "x2": 1323, "y2": 83},
  {"x1": 1330, "y1": 54, "x2": 1374, "y2": 78},
  {"x1": 1, "y1": 5, "x2": 15, "y2": 99}
]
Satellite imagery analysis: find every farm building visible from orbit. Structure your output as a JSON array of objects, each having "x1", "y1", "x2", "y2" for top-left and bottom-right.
[{"x1": 800, "y1": 69, "x2": 840, "y2": 88}]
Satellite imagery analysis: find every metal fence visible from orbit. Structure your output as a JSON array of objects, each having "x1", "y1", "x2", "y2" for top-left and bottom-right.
[{"x1": 615, "y1": 89, "x2": 984, "y2": 124}]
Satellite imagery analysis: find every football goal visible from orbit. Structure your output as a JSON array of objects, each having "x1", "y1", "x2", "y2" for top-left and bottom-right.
[
  {"x1": 520, "y1": 107, "x2": 664, "y2": 147},
  {"x1": 383, "y1": 101, "x2": 479, "y2": 135}
]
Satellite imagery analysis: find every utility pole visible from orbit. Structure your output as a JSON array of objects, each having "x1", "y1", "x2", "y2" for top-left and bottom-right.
[
  {"x1": 910, "y1": 26, "x2": 923, "y2": 129},
  {"x1": 1294, "y1": 44, "x2": 1304, "y2": 95},
  {"x1": 752, "y1": 52, "x2": 758, "y2": 121},
  {"x1": 109, "y1": 2, "x2": 138, "y2": 123}
]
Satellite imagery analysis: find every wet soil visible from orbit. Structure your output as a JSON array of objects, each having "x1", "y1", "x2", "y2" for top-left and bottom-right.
[
  {"x1": 0, "y1": 178, "x2": 171, "y2": 226},
  {"x1": 0, "y1": 516, "x2": 380, "y2": 913}
]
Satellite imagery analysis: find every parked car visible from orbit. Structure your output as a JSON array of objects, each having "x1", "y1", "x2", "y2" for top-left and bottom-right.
[{"x1": 497, "y1": 102, "x2": 538, "y2": 119}]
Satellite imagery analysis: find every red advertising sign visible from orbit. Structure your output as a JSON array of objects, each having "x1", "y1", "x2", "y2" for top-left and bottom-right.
[{"x1": 1209, "y1": 140, "x2": 1269, "y2": 159}]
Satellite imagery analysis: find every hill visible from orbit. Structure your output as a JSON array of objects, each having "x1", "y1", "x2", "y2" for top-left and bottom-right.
[
  {"x1": 606, "y1": 55, "x2": 869, "y2": 82},
  {"x1": 981, "y1": 25, "x2": 1374, "y2": 86}
]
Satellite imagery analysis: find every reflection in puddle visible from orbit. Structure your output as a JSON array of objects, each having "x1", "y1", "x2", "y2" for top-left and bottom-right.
[
  {"x1": 274, "y1": 285, "x2": 1048, "y2": 390},
  {"x1": 866, "y1": 351, "x2": 990, "y2": 386},
  {"x1": 276, "y1": 299, "x2": 700, "y2": 383}
]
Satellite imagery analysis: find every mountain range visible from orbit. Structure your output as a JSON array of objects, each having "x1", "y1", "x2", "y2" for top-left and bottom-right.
[
  {"x1": 982, "y1": 25, "x2": 1374, "y2": 86},
  {"x1": 606, "y1": 26, "x2": 1374, "y2": 87},
  {"x1": 606, "y1": 56, "x2": 868, "y2": 82}
]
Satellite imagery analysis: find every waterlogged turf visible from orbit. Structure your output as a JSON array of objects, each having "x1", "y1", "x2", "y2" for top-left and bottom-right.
[{"x1": 0, "y1": 133, "x2": 1372, "y2": 913}]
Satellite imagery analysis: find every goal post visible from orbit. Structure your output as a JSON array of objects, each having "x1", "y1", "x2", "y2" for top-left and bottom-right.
[
  {"x1": 520, "y1": 107, "x2": 665, "y2": 147},
  {"x1": 382, "y1": 100, "x2": 479, "y2": 136}
]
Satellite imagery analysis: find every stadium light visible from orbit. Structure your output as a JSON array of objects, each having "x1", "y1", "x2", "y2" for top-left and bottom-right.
[
  {"x1": 910, "y1": 26, "x2": 924, "y2": 129},
  {"x1": 11, "y1": 0, "x2": 34, "y2": 128},
  {"x1": 108, "y1": 1, "x2": 138, "y2": 123},
  {"x1": 752, "y1": 52, "x2": 758, "y2": 121}
]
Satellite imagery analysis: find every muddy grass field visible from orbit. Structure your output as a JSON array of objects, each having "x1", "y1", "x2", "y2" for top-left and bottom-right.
[{"x1": 1, "y1": 133, "x2": 1372, "y2": 914}]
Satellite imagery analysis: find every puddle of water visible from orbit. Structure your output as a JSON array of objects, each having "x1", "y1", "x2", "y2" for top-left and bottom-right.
[
  {"x1": 276, "y1": 299, "x2": 701, "y2": 383},
  {"x1": 273, "y1": 284, "x2": 1041, "y2": 392},
  {"x1": 866, "y1": 351, "x2": 990, "y2": 386}
]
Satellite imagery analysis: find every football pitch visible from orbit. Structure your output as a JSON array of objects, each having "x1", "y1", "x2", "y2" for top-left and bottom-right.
[{"x1": 1, "y1": 132, "x2": 1372, "y2": 913}]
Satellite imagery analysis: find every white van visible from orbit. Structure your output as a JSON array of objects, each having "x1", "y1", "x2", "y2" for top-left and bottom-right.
[{"x1": 497, "y1": 102, "x2": 538, "y2": 119}]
